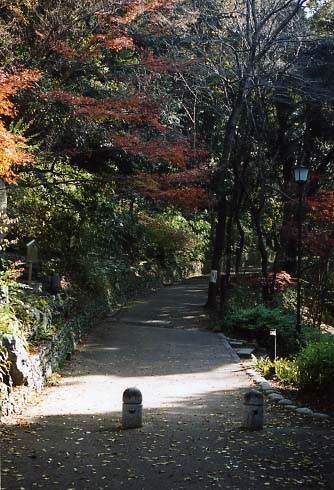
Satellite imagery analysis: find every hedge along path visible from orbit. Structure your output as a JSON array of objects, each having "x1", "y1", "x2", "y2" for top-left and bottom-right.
[{"x1": 1, "y1": 276, "x2": 334, "y2": 490}]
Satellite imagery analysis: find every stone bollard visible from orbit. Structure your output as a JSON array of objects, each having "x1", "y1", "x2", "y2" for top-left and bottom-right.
[
  {"x1": 243, "y1": 389, "x2": 264, "y2": 430},
  {"x1": 122, "y1": 387, "x2": 143, "y2": 429}
]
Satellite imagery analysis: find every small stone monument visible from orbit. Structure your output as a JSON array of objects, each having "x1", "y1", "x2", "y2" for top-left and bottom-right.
[
  {"x1": 26, "y1": 240, "x2": 39, "y2": 284},
  {"x1": 122, "y1": 387, "x2": 143, "y2": 429},
  {"x1": 243, "y1": 389, "x2": 264, "y2": 430}
]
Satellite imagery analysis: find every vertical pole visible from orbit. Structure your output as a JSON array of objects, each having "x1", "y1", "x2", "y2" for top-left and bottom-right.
[
  {"x1": 296, "y1": 183, "x2": 303, "y2": 335},
  {"x1": 27, "y1": 261, "x2": 33, "y2": 285}
]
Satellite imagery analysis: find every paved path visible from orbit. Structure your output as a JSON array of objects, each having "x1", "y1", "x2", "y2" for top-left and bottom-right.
[{"x1": 1, "y1": 277, "x2": 334, "y2": 489}]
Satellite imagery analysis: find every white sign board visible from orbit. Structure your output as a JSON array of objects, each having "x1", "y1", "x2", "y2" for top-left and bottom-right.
[
  {"x1": 270, "y1": 329, "x2": 277, "y2": 336},
  {"x1": 210, "y1": 270, "x2": 218, "y2": 284}
]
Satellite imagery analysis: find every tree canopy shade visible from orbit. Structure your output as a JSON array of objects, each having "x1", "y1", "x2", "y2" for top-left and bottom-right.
[
  {"x1": 308, "y1": 0, "x2": 334, "y2": 34},
  {"x1": 2, "y1": 0, "x2": 201, "y2": 174},
  {"x1": 161, "y1": 0, "x2": 311, "y2": 306},
  {"x1": 0, "y1": 0, "x2": 333, "y2": 325}
]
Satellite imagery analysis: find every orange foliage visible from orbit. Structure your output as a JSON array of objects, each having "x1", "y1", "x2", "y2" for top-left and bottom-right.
[
  {"x1": 307, "y1": 191, "x2": 334, "y2": 224},
  {"x1": 109, "y1": 0, "x2": 175, "y2": 26},
  {"x1": 304, "y1": 191, "x2": 334, "y2": 258},
  {"x1": 50, "y1": 1, "x2": 175, "y2": 59},
  {"x1": 0, "y1": 69, "x2": 41, "y2": 182},
  {"x1": 91, "y1": 28, "x2": 135, "y2": 52},
  {"x1": 50, "y1": 41, "x2": 84, "y2": 59},
  {"x1": 142, "y1": 52, "x2": 199, "y2": 74},
  {"x1": 47, "y1": 90, "x2": 165, "y2": 130},
  {"x1": 95, "y1": 0, "x2": 175, "y2": 54},
  {"x1": 113, "y1": 133, "x2": 191, "y2": 167},
  {"x1": 266, "y1": 271, "x2": 295, "y2": 291},
  {"x1": 45, "y1": 0, "x2": 204, "y2": 169},
  {"x1": 47, "y1": 89, "x2": 202, "y2": 167},
  {"x1": 242, "y1": 271, "x2": 295, "y2": 292},
  {"x1": 132, "y1": 166, "x2": 212, "y2": 210},
  {"x1": 160, "y1": 187, "x2": 209, "y2": 209},
  {"x1": 100, "y1": 35, "x2": 135, "y2": 52}
]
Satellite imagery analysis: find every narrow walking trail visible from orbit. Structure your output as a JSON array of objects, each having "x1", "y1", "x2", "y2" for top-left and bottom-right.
[{"x1": 1, "y1": 277, "x2": 333, "y2": 490}]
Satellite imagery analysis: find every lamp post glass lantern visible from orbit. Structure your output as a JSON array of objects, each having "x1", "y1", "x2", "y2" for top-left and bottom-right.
[
  {"x1": 293, "y1": 164, "x2": 309, "y2": 334},
  {"x1": 293, "y1": 165, "x2": 309, "y2": 184}
]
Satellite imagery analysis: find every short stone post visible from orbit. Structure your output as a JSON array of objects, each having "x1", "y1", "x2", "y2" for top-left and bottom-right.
[
  {"x1": 243, "y1": 389, "x2": 264, "y2": 430},
  {"x1": 122, "y1": 387, "x2": 143, "y2": 429}
]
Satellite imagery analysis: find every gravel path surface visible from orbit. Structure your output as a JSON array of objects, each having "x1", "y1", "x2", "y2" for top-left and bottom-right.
[{"x1": 1, "y1": 277, "x2": 333, "y2": 489}]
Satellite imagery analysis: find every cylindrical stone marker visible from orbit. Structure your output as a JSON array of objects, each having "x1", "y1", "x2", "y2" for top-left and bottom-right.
[
  {"x1": 122, "y1": 387, "x2": 143, "y2": 429},
  {"x1": 243, "y1": 389, "x2": 264, "y2": 430}
]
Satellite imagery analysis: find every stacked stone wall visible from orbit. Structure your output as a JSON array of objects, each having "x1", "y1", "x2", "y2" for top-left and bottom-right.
[{"x1": 0, "y1": 300, "x2": 108, "y2": 420}]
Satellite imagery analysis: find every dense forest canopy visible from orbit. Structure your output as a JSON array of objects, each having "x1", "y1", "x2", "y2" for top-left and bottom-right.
[{"x1": 0, "y1": 0, "x2": 333, "y2": 326}]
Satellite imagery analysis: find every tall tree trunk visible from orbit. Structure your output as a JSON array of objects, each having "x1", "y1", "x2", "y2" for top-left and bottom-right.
[
  {"x1": 220, "y1": 180, "x2": 241, "y2": 313},
  {"x1": 242, "y1": 180, "x2": 270, "y2": 303},
  {"x1": 235, "y1": 218, "x2": 245, "y2": 277},
  {"x1": 207, "y1": 82, "x2": 250, "y2": 308},
  {"x1": 220, "y1": 213, "x2": 233, "y2": 313},
  {"x1": 274, "y1": 97, "x2": 297, "y2": 274},
  {"x1": 253, "y1": 210, "x2": 270, "y2": 303},
  {"x1": 206, "y1": 195, "x2": 227, "y2": 308}
]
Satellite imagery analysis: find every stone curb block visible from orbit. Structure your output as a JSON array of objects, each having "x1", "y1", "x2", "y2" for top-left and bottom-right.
[
  {"x1": 243, "y1": 363, "x2": 330, "y2": 421},
  {"x1": 268, "y1": 393, "x2": 284, "y2": 402},
  {"x1": 295, "y1": 407, "x2": 314, "y2": 416},
  {"x1": 277, "y1": 398, "x2": 294, "y2": 406}
]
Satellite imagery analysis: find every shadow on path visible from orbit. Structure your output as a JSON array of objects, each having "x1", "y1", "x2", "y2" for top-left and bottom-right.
[
  {"x1": 1, "y1": 276, "x2": 334, "y2": 489},
  {"x1": 2, "y1": 391, "x2": 333, "y2": 490}
]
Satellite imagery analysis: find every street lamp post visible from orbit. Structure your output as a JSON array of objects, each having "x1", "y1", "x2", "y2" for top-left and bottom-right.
[{"x1": 293, "y1": 165, "x2": 309, "y2": 334}]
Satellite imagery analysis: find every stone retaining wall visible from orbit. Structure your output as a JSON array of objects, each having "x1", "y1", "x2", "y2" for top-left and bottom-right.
[{"x1": 0, "y1": 300, "x2": 108, "y2": 420}]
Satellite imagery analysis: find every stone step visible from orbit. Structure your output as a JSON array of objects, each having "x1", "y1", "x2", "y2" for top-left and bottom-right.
[
  {"x1": 234, "y1": 346, "x2": 256, "y2": 358},
  {"x1": 226, "y1": 338, "x2": 247, "y2": 347}
]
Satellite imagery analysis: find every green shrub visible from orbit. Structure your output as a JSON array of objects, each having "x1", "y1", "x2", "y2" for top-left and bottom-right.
[
  {"x1": 224, "y1": 304, "x2": 298, "y2": 356},
  {"x1": 254, "y1": 355, "x2": 298, "y2": 386},
  {"x1": 78, "y1": 255, "x2": 162, "y2": 308},
  {"x1": 139, "y1": 211, "x2": 209, "y2": 279},
  {"x1": 273, "y1": 358, "x2": 298, "y2": 385},
  {"x1": 253, "y1": 355, "x2": 275, "y2": 378},
  {"x1": 296, "y1": 336, "x2": 334, "y2": 395},
  {"x1": 298, "y1": 326, "x2": 324, "y2": 349},
  {"x1": 273, "y1": 286, "x2": 296, "y2": 311}
]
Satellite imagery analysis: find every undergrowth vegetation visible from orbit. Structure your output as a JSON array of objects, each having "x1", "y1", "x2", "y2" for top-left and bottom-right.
[
  {"x1": 253, "y1": 335, "x2": 334, "y2": 400},
  {"x1": 0, "y1": 164, "x2": 210, "y2": 347},
  {"x1": 221, "y1": 275, "x2": 334, "y2": 401},
  {"x1": 224, "y1": 304, "x2": 298, "y2": 356},
  {"x1": 0, "y1": 259, "x2": 73, "y2": 344}
]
